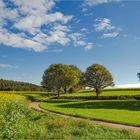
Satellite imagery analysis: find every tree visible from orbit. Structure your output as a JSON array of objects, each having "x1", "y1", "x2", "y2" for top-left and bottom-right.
[
  {"x1": 137, "y1": 72, "x2": 140, "y2": 81},
  {"x1": 62, "y1": 65, "x2": 82, "y2": 93},
  {"x1": 42, "y1": 64, "x2": 65, "y2": 97},
  {"x1": 42, "y1": 64, "x2": 81, "y2": 97},
  {"x1": 84, "y1": 64, "x2": 114, "y2": 98}
]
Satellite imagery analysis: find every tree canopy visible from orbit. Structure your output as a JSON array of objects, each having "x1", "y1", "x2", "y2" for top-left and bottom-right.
[
  {"x1": 42, "y1": 64, "x2": 81, "y2": 97},
  {"x1": 84, "y1": 64, "x2": 114, "y2": 98}
]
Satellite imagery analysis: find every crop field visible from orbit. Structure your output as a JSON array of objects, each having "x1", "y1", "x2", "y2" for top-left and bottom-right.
[
  {"x1": 0, "y1": 91, "x2": 55, "y2": 101},
  {"x1": 0, "y1": 93, "x2": 139, "y2": 139},
  {"x1": 0, "y1": 94, "x2": 43, "y2": 139},
  {"x1": 0, "y1": 91, "x2": 53, "y2": 95},
  {"x1": 40, "y1": 100, "x2": 140, "y2": 126}
]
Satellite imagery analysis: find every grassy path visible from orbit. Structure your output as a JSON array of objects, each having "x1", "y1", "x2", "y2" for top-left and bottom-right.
[{"x1": 29, "y1": 101, "x2": 140, "y2": 135}]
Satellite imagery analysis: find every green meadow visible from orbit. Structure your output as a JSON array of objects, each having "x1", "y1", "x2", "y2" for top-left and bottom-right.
[
  {"x1": 62, "y1": 89, "x2": 140, "y2": 97},
  {"x1": 40, "y1": 99, "x2": 140, "y2": 126}
]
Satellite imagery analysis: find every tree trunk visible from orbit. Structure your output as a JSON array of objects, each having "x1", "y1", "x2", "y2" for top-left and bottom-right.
[
  {"x1": 96, "y1": 92, "x2": 99, "y2": 99},
  {"x1": 95, "y1": 89, "x2": 99, "y2": 99},
  {"x1": 64, "y1": 87, "x2": 67, "y2": 94},
  {"x1": 57, "y1": 88, "x2": 60, "y2": 98}
]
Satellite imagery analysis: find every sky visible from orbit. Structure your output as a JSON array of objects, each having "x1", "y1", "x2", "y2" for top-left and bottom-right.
[{"x1": 0, "y1": 0, "x2": 140, "y2": 87}]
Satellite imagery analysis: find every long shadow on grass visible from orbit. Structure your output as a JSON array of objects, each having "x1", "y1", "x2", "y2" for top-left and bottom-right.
[
  {"x1": 57, "y1": 100, "x2": 140, "y2": 111},
  {"x1": 45, "y1": 100, "x2": 78, "y2": 103}
]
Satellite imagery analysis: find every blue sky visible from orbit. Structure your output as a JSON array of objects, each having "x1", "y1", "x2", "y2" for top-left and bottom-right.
[{"x1": 0, "y1": 0, "x2": 140, "y2": 87}]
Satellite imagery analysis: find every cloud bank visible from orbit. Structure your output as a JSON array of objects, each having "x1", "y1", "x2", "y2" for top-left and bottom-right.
[{"x1": 0, "y1": 0, "x2": 93, "y2": 52}]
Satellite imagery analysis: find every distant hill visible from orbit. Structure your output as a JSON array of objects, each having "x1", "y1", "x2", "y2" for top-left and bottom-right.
[{"x1": 0, "y1": 79, "x2": 43, "y2": 91}]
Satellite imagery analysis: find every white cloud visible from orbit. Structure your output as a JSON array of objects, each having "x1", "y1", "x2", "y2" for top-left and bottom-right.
[
  {"x1": 94, "y1": 18, "x2": 121, "y2": 38},
  {"x1": 84, "y1": 13, "x2": 94, "y2": 17},
  {"x1": 52, "y1": 23, "x2": 71, "y2": 32},
  {"x1": 69, "y1": 32, "x2": 94, "y2": 51},
  {"x1": 94, "y1": 18, "x2": 115, "y2": 31},
  {"x1": 0, "y1": 64, "x2": 18, "y2": 69},
  {"x1": 102, "y1": 32, "x2": 119, "y2": 38},
  {"x1": 14, "y1": 12, "x2": 72, "y2": 35},
  {"x1": 0, "y1": 1, "x2": 19, "y2": 24},
  {"x1": 12, "y1": 0, "x2": 72, "y2": 34},
  {"x1": 0, "y1": 0, "x2": 94, "y2": 52},
  {"x1": 82, "y1": 8, "x2": 88, "y2": 12},
  {"x1": 82, "y1": 0, "x2": 120, "y2": 7},
  {"x1": 80, "y1": 28, "x2": 88, "y2": 32},
  {"x1": 84, "y1": 43, "x2": 93, "y2": 50},
  {"x1": 46, "y1": 30, "x2": 70, "y2": 46},
  {"x1": 69, "y1": 33, "x2": 86, "y2": 47},
  {"x1": 0, "y1": 0, "x2": 74, "y2": 52},
  {"x1": 0, "y1": 29, "x2": 47, "y2": 52}
]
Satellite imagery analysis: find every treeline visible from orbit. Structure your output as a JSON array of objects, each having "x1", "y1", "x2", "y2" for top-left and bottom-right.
[{"x1": 0, "y1": 79, "x2": 43, "y2": 91}]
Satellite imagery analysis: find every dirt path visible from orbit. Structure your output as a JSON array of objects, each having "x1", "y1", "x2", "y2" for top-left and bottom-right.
[{"x1": 29, "y1": 101, "x2": 140, "y2": 134}]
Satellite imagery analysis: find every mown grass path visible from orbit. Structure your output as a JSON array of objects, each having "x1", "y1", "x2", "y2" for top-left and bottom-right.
[{"x1": 29, "y1": 101, "x2": 140, "y2": 135}]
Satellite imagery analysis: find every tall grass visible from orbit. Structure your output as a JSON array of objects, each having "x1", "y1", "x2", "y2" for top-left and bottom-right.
[
  {"x1": 40, "y1": 113, "x2": 137, "y2": 139},
  {"x1": 0, "y1": 95, "x2": 46, "y2": 139}
]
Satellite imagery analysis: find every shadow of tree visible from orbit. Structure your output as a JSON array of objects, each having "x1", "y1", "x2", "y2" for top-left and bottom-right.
[
  {"x1": 57, "y1": 100, "x2": 140, "y2": 111},
  {"x1": 45, "y1": 100, "x2": 78, "y2": 104}
]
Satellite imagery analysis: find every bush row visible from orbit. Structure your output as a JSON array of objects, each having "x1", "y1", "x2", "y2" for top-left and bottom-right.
[
  {"x1": 55, "y1": 95, "x2": 140, "y2": 100},
  {"x1": 104, "y1": 88, "x2": 140, "y2": 91},
  {"x1": 80, "y1": 88, "x2": 140, "y2": 93}
]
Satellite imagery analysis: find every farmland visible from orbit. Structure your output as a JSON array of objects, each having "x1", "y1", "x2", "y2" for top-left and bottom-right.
[{"x1": 1, "y1": 93, "x2": 138, "y2": 139}]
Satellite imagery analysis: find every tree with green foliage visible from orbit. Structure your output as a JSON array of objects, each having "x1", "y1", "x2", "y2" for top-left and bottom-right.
[
  {"x1": 42, "y1": 64, "x2": 65, "y2": 97},
  {"x1": 42, "y1": 64, "x2": 81, "y2": 97},
  {"x1": 84, "y1": 64, "x2": 114, "y2": 98},
  {"x1": 62, "y1": 65, "x2": 82, "y2": 93}
]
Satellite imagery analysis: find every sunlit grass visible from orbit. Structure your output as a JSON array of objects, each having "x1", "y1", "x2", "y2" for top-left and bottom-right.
[
  {"x1": 62, "y1": 90, "x2": 140, "y2": 97},
  {"x1": 41, "y1": 100, "x2": 140, "y2": 126}
]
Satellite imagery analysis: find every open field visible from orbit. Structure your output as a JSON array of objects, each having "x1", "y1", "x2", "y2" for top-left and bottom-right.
[
  {"x1": 0, "y1": 93, "x2": 139, "y2": 139},
  {"x1": 40, "y1": 100, "x2": 140, "y2": 126},
  {"x1": 62, "y1": 89, "x2": 140, "y2": 97}
]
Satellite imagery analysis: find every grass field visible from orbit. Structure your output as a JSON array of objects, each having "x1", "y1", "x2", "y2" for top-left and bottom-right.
[
  {"x1": 40, "y1": 100, "x2": 140, "y2": 126},
  {"x1": 0, "y1": 93, "x2": 139, "y2": 139},
  {"x1": 62, "y1": 90, "x2": 140, "y2": 97}
]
